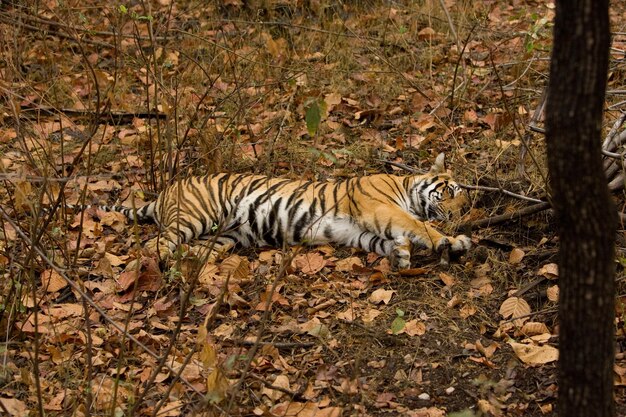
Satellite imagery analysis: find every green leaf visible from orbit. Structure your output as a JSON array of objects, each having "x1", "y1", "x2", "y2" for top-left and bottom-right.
[
  {"x1": 305, "y1": 100, "x2": 326, "y2": 137},
  {"x1": 119, "y1": 4, "x2": 128, "y2": 14},
  {"x1": 395, "y1": 308, "x2": 405, "y2": 317},
  {"x1": 390, "y1": 316, "x2": 406, "y2": 334}
]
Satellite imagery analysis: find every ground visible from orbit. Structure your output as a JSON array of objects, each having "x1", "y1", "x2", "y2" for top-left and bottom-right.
[{"x1": 1, "y1": 0, "x2": 626, "y2": 416}]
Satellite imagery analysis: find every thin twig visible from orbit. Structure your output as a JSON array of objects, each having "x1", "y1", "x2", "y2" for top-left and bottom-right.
[
  {"x1": 377, "y1": 159, "x2": 544, "y2": 203},
  {"x1": 459, "y1": 184, "x2": 545, "y2": 204},
  {"x1": 248, "y1": 373, "x2": 303, "y2": 398},
  {"x1": 233, "y1": 340, "x2": 317, "y2": 349},
  {"x1": 19, "y1": 106, "x2": 167, "y2": 123},
  {"x1": 461, "y1": 202, "x2": 551, "y2": 230}
]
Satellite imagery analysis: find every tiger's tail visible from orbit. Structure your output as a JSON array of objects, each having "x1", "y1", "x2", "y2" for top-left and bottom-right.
[{"x1": 96, "y1": 202, "x2": 156, "y2": 223}]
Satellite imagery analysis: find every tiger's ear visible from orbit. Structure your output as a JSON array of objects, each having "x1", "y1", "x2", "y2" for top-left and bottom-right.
[{"x1": 429, "y1": 153, "x2": 447, "y2": 174}]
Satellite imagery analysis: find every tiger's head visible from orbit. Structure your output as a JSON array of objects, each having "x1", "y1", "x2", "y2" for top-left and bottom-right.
[{"x1": 408, "y1": 153, "x2": 468, "y2": 221}]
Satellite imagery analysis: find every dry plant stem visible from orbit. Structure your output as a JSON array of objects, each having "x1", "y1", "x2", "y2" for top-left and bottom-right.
[
  {"x1": 447, "y1": 23, "x2": 476, "y2": 111},
  {"x1": 234, "y1": 340, "x2": 316, "y2": 348},
  {"x1": 18, "y1": 106, "x2": 166, "y2": 123},
  {"x1": 217, "y1": 18, "x2": 382, "y2": 41},
  {"x1": 0, "y1": 208, "x2": 205, "y2": 398},
  {"x1": 512, "y1": 276, "x2": 547, "y2": 298},
  {"x1": 462, "y1": 201, "x2": 551, "y2": 230},
  {"x1": 438, "y1": 0, "x2": 459, "y2": 50},
  {"x1": 501, "y1": 306, "x2": 558, "y2": 324},
  {"x1": 248, "y1": 373, "x2": 302, "y2": 398},
  {"x1": 460, "y1": 184, "x2": 544, "y2": 204},
  {"x1": 0, "y1": 10, "x2": 170, "y2": 41}
]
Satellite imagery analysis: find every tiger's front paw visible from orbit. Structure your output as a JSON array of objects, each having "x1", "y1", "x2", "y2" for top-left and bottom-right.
[
  {"x1": 390, "y1": 236, "x2": 412, "y2": 270},
  {"x1": 436, "y1": 234, "x2": 471, "y2": 265},
  {"x1": 450, "y1": 234, "x2": 471, "y2": 253}
]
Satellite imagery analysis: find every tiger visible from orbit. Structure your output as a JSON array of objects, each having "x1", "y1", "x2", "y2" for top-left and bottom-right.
[{"x1": 94, "y1": 153, "x2": 471, "y2": 270}]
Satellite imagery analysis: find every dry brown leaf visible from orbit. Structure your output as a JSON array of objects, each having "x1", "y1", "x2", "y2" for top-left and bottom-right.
[
  {"x1": 369, "y1": 288, "x2": 394, "y2": 304},
  {"x1": 520, "y1": 322, "x2": 550, "y2": 336},
  {"x1": 334, "y1": 256, "x2": 363, "y2": 272},
  {"x1": 198, "y1": 263, "x2": 221, "y2": 288},
  {"x1": 499, "y1": 296, "x2": 531, "y2": 326},
  {"x1": 336, "y1": 307, "x2": 357, "y2": 322},
  {"x1": 206, "y1": 368, "x2": 229, "y2": 404},
  {"x1": 459, "y1": 304, "x2": 476, "y2": 319},
  {"x1": 475, "y1": 340, "x2": 499, "y2": 358},
  {"x1": 508, "y1": 341, "x2": 559, "y2": 365},
  {"x1": 362, "y1": 308, "x2": 382, "y2": 324},
  {"x1": 219, "y1": 254, "x2": 250, "y2": 281},
  {"x1": 259, "y1": 249, "x2": 277, "y2": 263},
  {"x1": 403, "y1": 319, "x2": 426, "y2": 336},
  {"x1": 13, "y1": 179, "x2": 32, "y2": 211},
  {"x1": 98, "y1": 210, "x2": 127, "y2": 232},
  {"x1": 397, "y1": 267, "x2": 428, "y2": 277},
  {"x1": 41, "y1": 269, "x2": 68, "y2": 293},
  {"x1": 0, "y1": 397, "x2": 29, "y2": 416},
  {"x1": 92, "y1": 256, "x2": 114, "y2": 278},
  {"x1": 262, "y1": 375, "x2": 290, "y2": 401},
  {"x1": 477, "y1": 399, "x2": 501, "y2": 417},
  {"x1": 406, "y1": 407, "x2": 446, "y2": 417},
  {"x1": 547, "y1": 285, "x2": 559, "y2": 302},
  {"x1": 509, "y1": 248, "x2": 525, "y2": 264},
  {"x1": 538, "y1": 263, "x2": 559, "y2": 279},
  {"x1": 292, "y1": 252, "x2": 325, "y2": 275},
  {"x1": 439, "y1": 272, "x2": 456, "y2": 286},
  {"x1": 447, "y1": 295, "x2": 460, "y2": 308},
  {"x1": 271, "y1": 402, "x2": 342, "y2": 417}
]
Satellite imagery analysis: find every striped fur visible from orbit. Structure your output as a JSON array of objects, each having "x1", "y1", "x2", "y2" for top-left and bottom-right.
[{"x1": 99, "y1": 153, "x2": 470, "y2": 269}]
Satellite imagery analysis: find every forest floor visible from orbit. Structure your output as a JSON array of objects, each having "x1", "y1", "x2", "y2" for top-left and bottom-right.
[{"x1": 1, "y1": 0, "x2": 626, "y2": 416}]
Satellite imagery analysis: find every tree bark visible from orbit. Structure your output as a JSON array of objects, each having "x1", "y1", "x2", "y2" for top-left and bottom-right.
[{"x1": 545, "y1": 1, "x2": 615, "y2": 416}]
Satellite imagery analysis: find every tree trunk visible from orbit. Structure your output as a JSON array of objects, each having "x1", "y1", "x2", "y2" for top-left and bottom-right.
[{"x1": 545, "y1": 1, "x2": 615, "y2": 416}]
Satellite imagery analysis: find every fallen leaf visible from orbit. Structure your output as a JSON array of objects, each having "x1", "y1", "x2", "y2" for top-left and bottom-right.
[
  {"x1": 362, "y1": 308, "x2": 382, "y2": 324},
  {"x1": 262, "y1": 375, "x2": 290, "y2": 401},
  {"x1": 509, "y1": 248, "x2": 525, "y2": 264},
  {"x1": 41, "y1": 269, "x2": 68, "y2": 293},
  {"x1": 334, "y1": 256, "x2": 363, "y2": 272},
  {"x1": 292, "y1": 252, "x2": 325, "y2": 275},
  {"x1": 547, "y1": 285, "x2": 559, "y2": 302},
  {"x1": 219, "y1": 254, "x2": 250, "y2": 281},
  {"x1": 538, "y1": 263, "x2": 558, "y2": 279},
  {"x1": 337, "y1": 307, "x2": 357, "y2": 322},
  {"x1": 459, "y1": 304, "x2": 476, "y2": 318},
  {"x1": 406, "y1": 407, "x2": 446, "y2": 417},
  {"x1": 403, "y1": 319, "x2": 426, "y2": 336},
  {"x1": 369, "y1": 288, "x2": 394, "y2": 304},
  {"x1": 499, "y1": 296, "x2": 531, "y2": 326},
  {"x1": 0, "y1": 397, "x2": 29, "y2": 416},
  {"x1": 439, "y1": 272, "x2": 456, "y2": 286},
  {"x1": 508, "y1": 341, "x2": 559, "y2": 365},
  {"x1": 520, "y1": 322, "x2": 550, "y2": 336}
]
